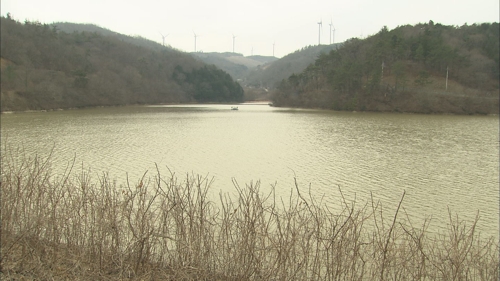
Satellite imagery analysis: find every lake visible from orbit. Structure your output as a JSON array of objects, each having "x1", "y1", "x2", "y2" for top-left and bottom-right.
[{"x1": 1, "y1": 103, "x2": 498, "y2": 239}]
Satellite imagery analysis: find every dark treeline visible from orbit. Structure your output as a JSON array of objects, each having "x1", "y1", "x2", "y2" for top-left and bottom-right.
[
  {"x1": 0, "y1": 15, "x2": 243, "y2": 111},
  {"x1": 272, "y1": 21, "x2": 499, "y2": 114},
  {"x1": 173, "y1": 65, "x2": 244, "y2": 102}
]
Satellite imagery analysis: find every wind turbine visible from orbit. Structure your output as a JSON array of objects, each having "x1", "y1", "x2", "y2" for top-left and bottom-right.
[
  {"x1": 317, "y1": 19, "x2": 322, "y2": 45},
  {"x1": 159, "y1": 32, "x2": 169, "y2": 46},
  {"x1": 232, "y1": 34, "x2": 237, "y2": 53},
  {"x1": 329, "y1": 19, "x2": 332, "y2": 44},
  {"x1": 273, "y1": 42, "x2": 275, "y2": 57},
  {"x1": 332, "y1": 25, "x2": 336, "y2": 44},
  {"x1": 193, "y1": 31, "x2": 198, "y2": 52}
]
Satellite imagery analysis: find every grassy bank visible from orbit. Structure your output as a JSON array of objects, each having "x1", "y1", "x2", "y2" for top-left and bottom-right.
[{"x1": 1, "y1": 150, "x2": 498, "y2": 280}]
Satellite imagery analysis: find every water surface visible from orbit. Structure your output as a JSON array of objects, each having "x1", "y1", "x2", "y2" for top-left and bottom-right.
[{"x1": 1, "y1": 104, "x2": 498, "y2": 238}]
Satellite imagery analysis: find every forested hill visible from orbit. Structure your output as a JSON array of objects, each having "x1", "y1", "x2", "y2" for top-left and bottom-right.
[
  {"x1": 272, "y1": 22, "x2": 499, "y2": 114},
  {"x1": 51, "y1": 22, "x2": 174, "y2": 52},
  {"x1": 244, "y1": 44, "x2": 341, "y2": 89},
  {"x1": 191, "y1": 52, "x2": 278, "y2": 81},
  {"x1": 0, "y1": 16, "x2": 243, "y2": 112}
]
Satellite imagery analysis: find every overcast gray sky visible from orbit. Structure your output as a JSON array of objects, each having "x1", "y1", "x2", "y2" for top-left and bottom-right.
[{"x1": 2, "y1": 0, "x2": 499, "y2": 57}]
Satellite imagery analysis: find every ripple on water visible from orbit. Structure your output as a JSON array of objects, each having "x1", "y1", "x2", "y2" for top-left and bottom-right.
[{"x1": 1, "y1": 106, "x2": 498, "y2": 239}]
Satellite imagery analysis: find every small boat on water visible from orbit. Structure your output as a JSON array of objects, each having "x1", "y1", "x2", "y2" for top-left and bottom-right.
[{"x1": 231, "y1": 106, "x2": 239, "y2": 110}]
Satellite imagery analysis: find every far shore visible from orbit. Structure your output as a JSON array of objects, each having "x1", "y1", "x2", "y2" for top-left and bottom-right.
[{"x1": 2, "y1": 101, "x2": 498, "y2": 116}]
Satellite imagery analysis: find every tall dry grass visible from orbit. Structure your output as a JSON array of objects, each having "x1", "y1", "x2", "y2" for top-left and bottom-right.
[{"x1": 1, "y1": 149, "x2": 498, "y2": 280}]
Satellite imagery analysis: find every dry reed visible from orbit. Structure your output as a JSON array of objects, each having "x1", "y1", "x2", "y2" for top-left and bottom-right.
[{"x1": 1, "y1": 148, "x2": 498, "y2": 280}]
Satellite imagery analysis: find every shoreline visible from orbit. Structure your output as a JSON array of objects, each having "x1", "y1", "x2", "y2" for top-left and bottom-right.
[{"x1": 2, "y1": 102, "x2": 498, "y2": 116}]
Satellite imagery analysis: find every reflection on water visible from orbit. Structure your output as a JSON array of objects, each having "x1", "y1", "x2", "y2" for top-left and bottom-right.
[{"x1": 1, "y1": 104, "x2": 499, "y2": 239}]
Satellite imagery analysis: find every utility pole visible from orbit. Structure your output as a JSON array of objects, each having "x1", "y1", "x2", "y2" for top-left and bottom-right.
[
  {"x1": 446, "y1": 66, "x2": 449, "y2": 91},
  {"x1": 382, "y1": 61, "x2": 386, "y2": 97},
  {"x1": 25, "y1": 66, "x2": 28, "y2": 93},
  {"x1": 381, "y1": 61, "x2": 385, "y2": 81}
]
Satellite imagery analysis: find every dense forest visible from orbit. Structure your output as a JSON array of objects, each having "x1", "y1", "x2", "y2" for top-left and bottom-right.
[
  {"x1": 272, "y1": 21, "x2": 499, "y2": 114},
  {"x1": 173, "y1": 64, "x2": 243, "y2": 102},
  {"x1": 0, "y1": 15, "x2": 243, "y2": 112},
  {"x1": 244, "y1": 44, "x2": 340, "y2": 89}
]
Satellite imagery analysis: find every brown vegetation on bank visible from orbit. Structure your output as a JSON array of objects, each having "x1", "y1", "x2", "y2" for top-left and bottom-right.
[{"x1": 1, "y1": 148, "x2": 498, "y2": 280}]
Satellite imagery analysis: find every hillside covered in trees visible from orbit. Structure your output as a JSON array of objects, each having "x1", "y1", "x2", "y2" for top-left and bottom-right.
[
  {"x1": 244, "y1": 44, "x2": 341, "y2": 89},
  {"x1": 0, "y1": 16, "x2": 243, "y2": 112},
  {"x1": 191, "y1": 52, "x2": 277, "y2": 81},
  {"x1": 272, "y1": 22, "x2": 499, "y2": 114}
]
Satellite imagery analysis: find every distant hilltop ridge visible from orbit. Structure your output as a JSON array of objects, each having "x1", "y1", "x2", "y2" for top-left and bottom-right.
[
  {"x1": 193, "y1": 44, "x2": 343, "y2": 91},
  {"x1": 38, "y1": 21, "x2": 346, "y2": 90},
  {"x1": 190, "y1": 52, "x2": 278, "y2": 80},
  {"x1": 1, "y1": 16, "x2": 497, "y2": 114}
]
